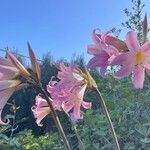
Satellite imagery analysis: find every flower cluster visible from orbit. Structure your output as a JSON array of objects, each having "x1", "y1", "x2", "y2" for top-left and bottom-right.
[
  {"x1": 32, "y1": 63, "x2": 95, "y2": 126},
  {"x1": 49, "y1": 63, "x2": 92, "y2": 119},
  {"x1": 88, "y1": 30, "x2": 150, "y2": 89},
  {"x1": 87, "y1": 30, "x2": 120, "y2": 77}
]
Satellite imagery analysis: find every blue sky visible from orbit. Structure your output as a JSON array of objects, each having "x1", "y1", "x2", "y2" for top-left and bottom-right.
[{"x1": 0, "y1": 0, "x2": 149, "y2": 62}]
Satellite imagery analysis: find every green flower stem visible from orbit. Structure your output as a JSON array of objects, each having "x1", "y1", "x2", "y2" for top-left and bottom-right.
[
  {"x1": 65, "y1": 112, "x2": 85, "y2": 150},
  {"x1": 94, "y1": 87, "x2": 120, "y2": 150},
  {"x1": 39, "y1": 86, "x2": 71, "y2": 150}
]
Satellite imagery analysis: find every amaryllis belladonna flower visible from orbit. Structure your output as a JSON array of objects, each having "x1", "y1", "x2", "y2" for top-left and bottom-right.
[
  {"x1": 0, "y1": 51, "x2": 30, "y2": 124},
  {"x1": 87, "y1": 30, "x2": 119, "y2": 76},
  {"x1": 47, "y1": 63, "x2": 94, "y2": 121},
  {"x1": 100, "y1": 31, "x2": 128, "y2": 52},
  {"x1": 32, "y1": 95, "x2": 51, "y2": 126},
  {"x1": 0, "y1": 52, "x2": 30, "y2": 80},
  {"x1": 7, "y1": 52, "x2": 30, "y2": 78},
  {"x1": 0, "y1": 80, "x2": 21, "y2": 124},
  {"x1": 111, "y1": 31, "x2": 150, "y2": 89},
  {"x1": 62, "y1": 84, "x2": 91, "y2": 121}
]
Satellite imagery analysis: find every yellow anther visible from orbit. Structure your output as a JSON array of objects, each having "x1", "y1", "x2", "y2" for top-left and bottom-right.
[{"x1": 135, "y1": 51, "x2": 145, "y2": 64}]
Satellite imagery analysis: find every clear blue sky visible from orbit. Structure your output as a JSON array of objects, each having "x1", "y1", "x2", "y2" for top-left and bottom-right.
[{"x1": 0, "y1": 0, "x2": 149, "y2": 62}]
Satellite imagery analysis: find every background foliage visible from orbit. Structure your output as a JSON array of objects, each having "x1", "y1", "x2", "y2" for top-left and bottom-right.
[
  {"x1": 0, "y1": 0, "x2": 150, "y2": 149},
  {"x1": 1, "y1": 58, "x2": 150, "y2": 149}
]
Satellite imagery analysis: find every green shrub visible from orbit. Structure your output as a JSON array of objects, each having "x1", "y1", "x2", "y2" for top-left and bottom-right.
[
  {"x1": 0, "y1": 129, "x2": 62, "y2": 150},
  {"x1": 0, "y1": 75, "x2": 150, "y2": 150},
  {"x1": 16, "y1": 130, "x2": 63, "y2": 150}
]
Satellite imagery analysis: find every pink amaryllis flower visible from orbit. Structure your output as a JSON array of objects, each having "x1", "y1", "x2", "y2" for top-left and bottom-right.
[
  {"x1": 7, "y1": 52, "x2": 30, "y2": 78},
  {"x1": 32, "y1": 95, "x2": 51, "y2": 126},
  {"x1": 62, "y1": 84, "x2": 91, "y2": 121},
  {"x1": 47, "y1": 63, "x2": 92, "y2": 121},
  {"x1": 87, "y1": 30, "x2": 119, "y2": 76},
  {"x1": 100, "y1": 31, "x2": 128, "y2": 52},
  {"x1": 111, "y1": 31, "x2": 150, "y2": 89},
  {"x1": 0, "y1": 80, "x2": 21, "y2": 124},
  {"x1": 0, "y1": 52, "x2": 30, "y2": 80},
  {"x1": 0, "y1": 51, "x2": 30, "y2": 125},
  {"x1": 0, "y1": 57, "x2": 19, "y2": 80}
]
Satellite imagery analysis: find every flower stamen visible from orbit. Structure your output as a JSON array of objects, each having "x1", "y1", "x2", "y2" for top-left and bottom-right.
[{"x1": 135, "y1": 51, "x2": 145, "y2": 64}]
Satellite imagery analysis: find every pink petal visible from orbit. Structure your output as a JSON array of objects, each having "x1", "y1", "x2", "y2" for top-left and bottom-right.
[
  {"x1": 7, "y1": 52, "x2": 30, "y2": 78},
  {"x1": 52, "y1": 99, "x2": 63, "y2": 110},
  {"x1": 82, "y1": 101, "x2": 91, "y2": 109},
  {"x1": 103, "y1": 34, "x2": 119, "y2": 46},
  {"x1": 32, "y1": 95, "x2": 51, "y2": 126},
  {"x1": 132, "y1": 65, "x2": 145, "y2": 89},
  {"x1": 32, "y1": 107, "x2": 50, "y2": 126},
  {"x1": 0, "y1": 57, "x2": 14, "y2": 67},
  {"x1": 108, "y1": 55, "x2": 117, "y2": 64},
  {"x1": 111, "y1": 52, "x2": 131, "y2": 66},
  {"x1": 87, "y1": 51, "x2": 110, "y2": 69},
  {"x1": 0, "y1": 80, "x2": 20, "y2": 125},
  {"x1": 92, "y1": 29, "x2": 101, "y2": 43},
  {"x1": 72, "y1": 72, "x2": 84, "y2": 81},
  {"x1": 62, "y1": 101, "x2": 73, "y2": 113},
  {"x1": 0, "y1": 80, "x2": 21, "y2": 91},
  {"x1": 141, "y1": 41, "x2": 150, "y2": 53},
  {"x1": 35, "y1": 96, "x2": 50, "y2": 108},
  {"x1": 126, "y1": 31, "x2": 140, "y2": 51},
  {"x1": 59, "y1": 63, "x2": 68, "y2": 72},
  {"x1": 0, "y1": 65, "x2": 19, "y2": 80},
  {"x1": 101, "y1": 32, "x2": 110, "y2": 41},
  {"x1": 87, "y1": 44, "x2": 100, "y2": 55},
  {"x1": 106, "y1": 45, "x2": 119, "y2": 56},
  {"x1": 77, "y1": 84, "x2": 87, "y2": 99},
  {"x1": 102, "y1": 33, "x2": 127, "y2": 51},
  {"x1": 57, "y1": 63, "x2": 75, "y2": 82},
  {"x1": 73, "y1": 103, "x2": 82, "y2": 120},
  {"x1": 92, "y1": 30, "x2": 107, "y2": 49},
  {"x1": 114, "y1": 65, "x2": 133, "y2": 78},
  {"x1": 0, "y1": 87, "x2": 16, "y2": 125}
]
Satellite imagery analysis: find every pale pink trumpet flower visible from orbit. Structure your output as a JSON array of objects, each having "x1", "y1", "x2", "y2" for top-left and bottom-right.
[
  {"x1": 7, "y1": 52, "x2": 30, "y2": 78},
  {"x1": 0, "y1": 57, "x2": 19, "y2": 80},
  {"x1": 0, "y1": 51, "x2": 30, "y2": 124},
  {"x1": 47, "y1": 63, "x2": 93, "y2": 121},
  {"x1": 87, "y1": 30, "x2": 119, "y2": 76},
  {"x1": 62, "y1": 84, "x2": 91, "y2": 121},
  {"x1": 0, "y1": 52, "x2": 30, "y2": 80},
  {"x1": 0, "y1": 80, "x2": 21, "y2": 124},
  {"x1": 111, "y1": 31, "x2": 150, "y2": 89},
  {"x1": 32, "y1": 95, "x2": 51, "y2": 126}
]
